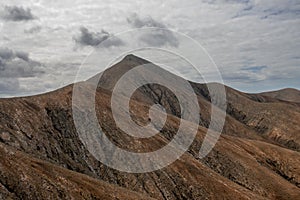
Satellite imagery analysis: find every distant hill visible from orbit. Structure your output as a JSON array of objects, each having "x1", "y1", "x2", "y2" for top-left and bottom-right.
[{"x1": 260, "y1": 88, "x2": 300, "y2": 103}]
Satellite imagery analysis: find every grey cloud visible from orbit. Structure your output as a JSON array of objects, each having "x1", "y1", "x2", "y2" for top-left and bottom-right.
[
  {"x1": 15, "y1": 51, "x2": 29, "y2": 61},
  {"x1": 202, "y1": 0, "x2": 250, "y2": 4},
  {"x1": 24, "y1": 26, "x2": 42, "y2": 34},
  {"x1": 73, "y1": 26, "x2": 124, "y2": 48},
  {"x1": 242, "y1": 66, "x2": 268, "y2": 73},
  {"x1": 0, "y1": 78, "x2": 20, "y2": 94},
  {"x1": 231, "y1": 0, "x2": 300, "y2": 19},
  {"x1": 2, "y1": 36, "x2": 10, "y2": 41},
  {"x1": 127, "y1": 13, "x2": 179, "y2": 47},
  {"x1": 260, "y1": 8, "x2": 300, "y2": 20},
  {"x1": 222, "y1": 72, "x2": 265, "y2": 83},
  {"x1": 1, "y1": 6, "x2": 37, "y2": 21},
  {"x1": 222, "y1": 65, "x2": 269, "y2": 83},
  {"x1": 0, "y1": 48, "x2": 14, "y2": 61},
  {"x1": 127, "y1": 13, "x2": 166, "y2": 28},
  {"x1": 0, "y1": 47, "x2": 44, "y2": 78},
  {"x1": 0, "y1": 48, "x2": 29, "y2": 63}
]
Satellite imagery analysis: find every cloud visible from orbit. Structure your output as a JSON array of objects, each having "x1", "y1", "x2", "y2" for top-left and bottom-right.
[
  {"x1": 0, "y1": 47, "x2": 46, "y2": 96},
  {"x1": 242, "y1": 66, "x2": 268, "y2": 73},
  {"x1": 222, "y1": 70, "x2": 267, "y2": 83},
  {"x1": 0, "y1": 48, "x2": 14, "y2": 61},
  {"x1": 0, "y1": 47, "x2": 44, "y2": 78},
  {"x1": 127, "y1": 13, "x2": 167, "y2": 28},
  {"x1": 0, "y1": 78, "x2": 20, "y2": 94},
  {"x1": 127, "y1": 13, "x2": 179, "y2": 47},
  {"x1": 1, "y1": 6, "x2": 37, "y2": 21},
  {"x1": 73, "y1": 26, "x2": 124, "y2": 48},
  {"x1": 202, "y1": 0, "x2": 250, "y2": 4},
  {"x1": 15, "y1": 51, "x2": 29, "y2": 61},
  {"x1": 24, "y1": 25, "x2": 42, "y2": 34}
]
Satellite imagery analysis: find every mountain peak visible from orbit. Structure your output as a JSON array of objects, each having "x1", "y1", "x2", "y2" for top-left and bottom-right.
[{"x1": 121, "y1": 54, "x2": 150, "y2": 64}]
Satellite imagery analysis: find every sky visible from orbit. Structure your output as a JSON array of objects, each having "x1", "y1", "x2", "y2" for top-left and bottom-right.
[{"x1": 0, "y1": 0, "x2": 299, "y2": 97}]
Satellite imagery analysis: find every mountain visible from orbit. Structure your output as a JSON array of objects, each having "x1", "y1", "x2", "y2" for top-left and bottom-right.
[
  {"x1": 259, "y1": 88, "x2": 300, "y2": 103},
  {"x1": 0, "y1": 55, "x2": 299, "y2": 199}
]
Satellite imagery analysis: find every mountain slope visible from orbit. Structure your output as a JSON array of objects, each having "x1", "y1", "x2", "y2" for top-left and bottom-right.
[
  {"x1": 0, "y1": 55, "x2": 299, "y2": 199},
  {"x1": 259, "y1": 88, "x2": 300, "y2": 103},
  {"x1": 93, "y1": 54, "x2": 300, "y2": 151},
  {"x1": 0, "y1": 143, "x2": 154, "y2": 200}
]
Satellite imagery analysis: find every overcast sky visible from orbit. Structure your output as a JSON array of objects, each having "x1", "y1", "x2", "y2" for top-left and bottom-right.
[{"x1": 0, "y1": 0, "x2": 299, "y2": 97}]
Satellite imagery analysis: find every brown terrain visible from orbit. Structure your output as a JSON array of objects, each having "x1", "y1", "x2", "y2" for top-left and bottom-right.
[
  {"x1": 259, "y1": 88, "x2": 300, "y2": 103},
  {"x1": 0, "y1": 54, "x2": 299, "y2": 199}
]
